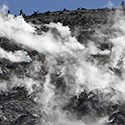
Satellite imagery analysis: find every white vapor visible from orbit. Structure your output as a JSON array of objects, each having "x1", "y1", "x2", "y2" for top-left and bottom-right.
[
  {"x1": 0, "y1": 13, "x2": 84, "y2": 54},
  {"x1": 0, "y1": 47, "x2": 32, "y2": 62},
  {"x1": 0, "y1": 4, "x2": 125, "y2": 125},
  {"x1": 107, "y1": 0, "x2": 114, "y2": 8},
  {"x1": 0, "y1": 4, "x2": 8, "y2": 15}
]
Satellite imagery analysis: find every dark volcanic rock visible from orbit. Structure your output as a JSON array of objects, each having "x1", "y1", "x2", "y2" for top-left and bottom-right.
[
  {"x1": 0, "y1": 7, "x2": 124, "y2": 125},
  {"x1": 0, "y1": 87, "x2": 41, "y2": 125}
]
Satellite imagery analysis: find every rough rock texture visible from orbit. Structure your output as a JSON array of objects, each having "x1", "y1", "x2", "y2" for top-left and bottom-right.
[
  {"x1": 0, "y1": 7, "x2": 125, "y2": 125},
  {"x1": 26, "y1": 8, "x2": 114, "y2": 43}
]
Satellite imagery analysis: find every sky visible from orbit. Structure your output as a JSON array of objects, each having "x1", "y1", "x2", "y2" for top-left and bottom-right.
[{"x1": 0, "y1": 0, "x2": 123, "y2": 15}]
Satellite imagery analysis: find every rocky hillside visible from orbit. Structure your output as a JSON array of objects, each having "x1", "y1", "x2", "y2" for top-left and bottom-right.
[
  {"x1": 26, "y1": 8, "x2": 115, "y2": 42},
  {"x1": 0, "y1": 6, "x2": 125, "y2": 125}
]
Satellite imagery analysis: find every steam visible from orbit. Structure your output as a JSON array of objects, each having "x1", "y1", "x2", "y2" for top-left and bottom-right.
[
  {"x1": 0, "y1": 4, "x2": 125, "y2": 125},
  {"x1": 107, "y1": 0, "x2": 114, "y2": 8},
  {"x1": 0, "y1": 13, "x2": 84, "y2": 54},
  {"x1": 0, "y1": 47, "x2": 32, "y2": 62},
  {"x1": 0, "y1": 4, "x2": 8, "y2": 15}
]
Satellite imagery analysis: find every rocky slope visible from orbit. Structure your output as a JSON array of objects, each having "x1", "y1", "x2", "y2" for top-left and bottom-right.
[{"x1": 0, "y1": 7, "x2": 125, "y2": 125}]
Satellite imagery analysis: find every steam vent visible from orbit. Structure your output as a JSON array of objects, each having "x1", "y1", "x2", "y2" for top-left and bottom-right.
[{"x1": 1, "y1": 1, "x2": 125, "y2": 125}]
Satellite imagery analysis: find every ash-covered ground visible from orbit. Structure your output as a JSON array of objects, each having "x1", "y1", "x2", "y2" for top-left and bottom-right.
[{"x1": 0, "y1": 4, "x2": 125, "y2": 125}]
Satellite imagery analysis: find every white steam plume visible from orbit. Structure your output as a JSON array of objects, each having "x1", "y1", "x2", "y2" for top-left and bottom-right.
[
  {"x1": 107, "y1": 0, "x2": 114, "y2": 8},
  {"x1": 0, "y1": 47, "x2": 32, "y2": 63},
  {"x1": 0, "y1": 14, "x2": 84, "y2": 54},
  {"x1": 0, "y1": 4, "x2": 8, "y2": 15},
  {"x1": 1, "y1": 4, "x2": 125, "y2": 125}
]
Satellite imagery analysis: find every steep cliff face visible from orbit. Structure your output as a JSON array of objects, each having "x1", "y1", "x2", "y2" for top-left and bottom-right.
[{"x1": 0, "y1": 7, "x2": 125, "y2": 125}]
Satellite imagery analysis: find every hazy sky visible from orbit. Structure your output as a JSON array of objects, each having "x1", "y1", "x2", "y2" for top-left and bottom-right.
[{"x1": 0, "y1": 0, "x2": 123, "y2": 15}]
